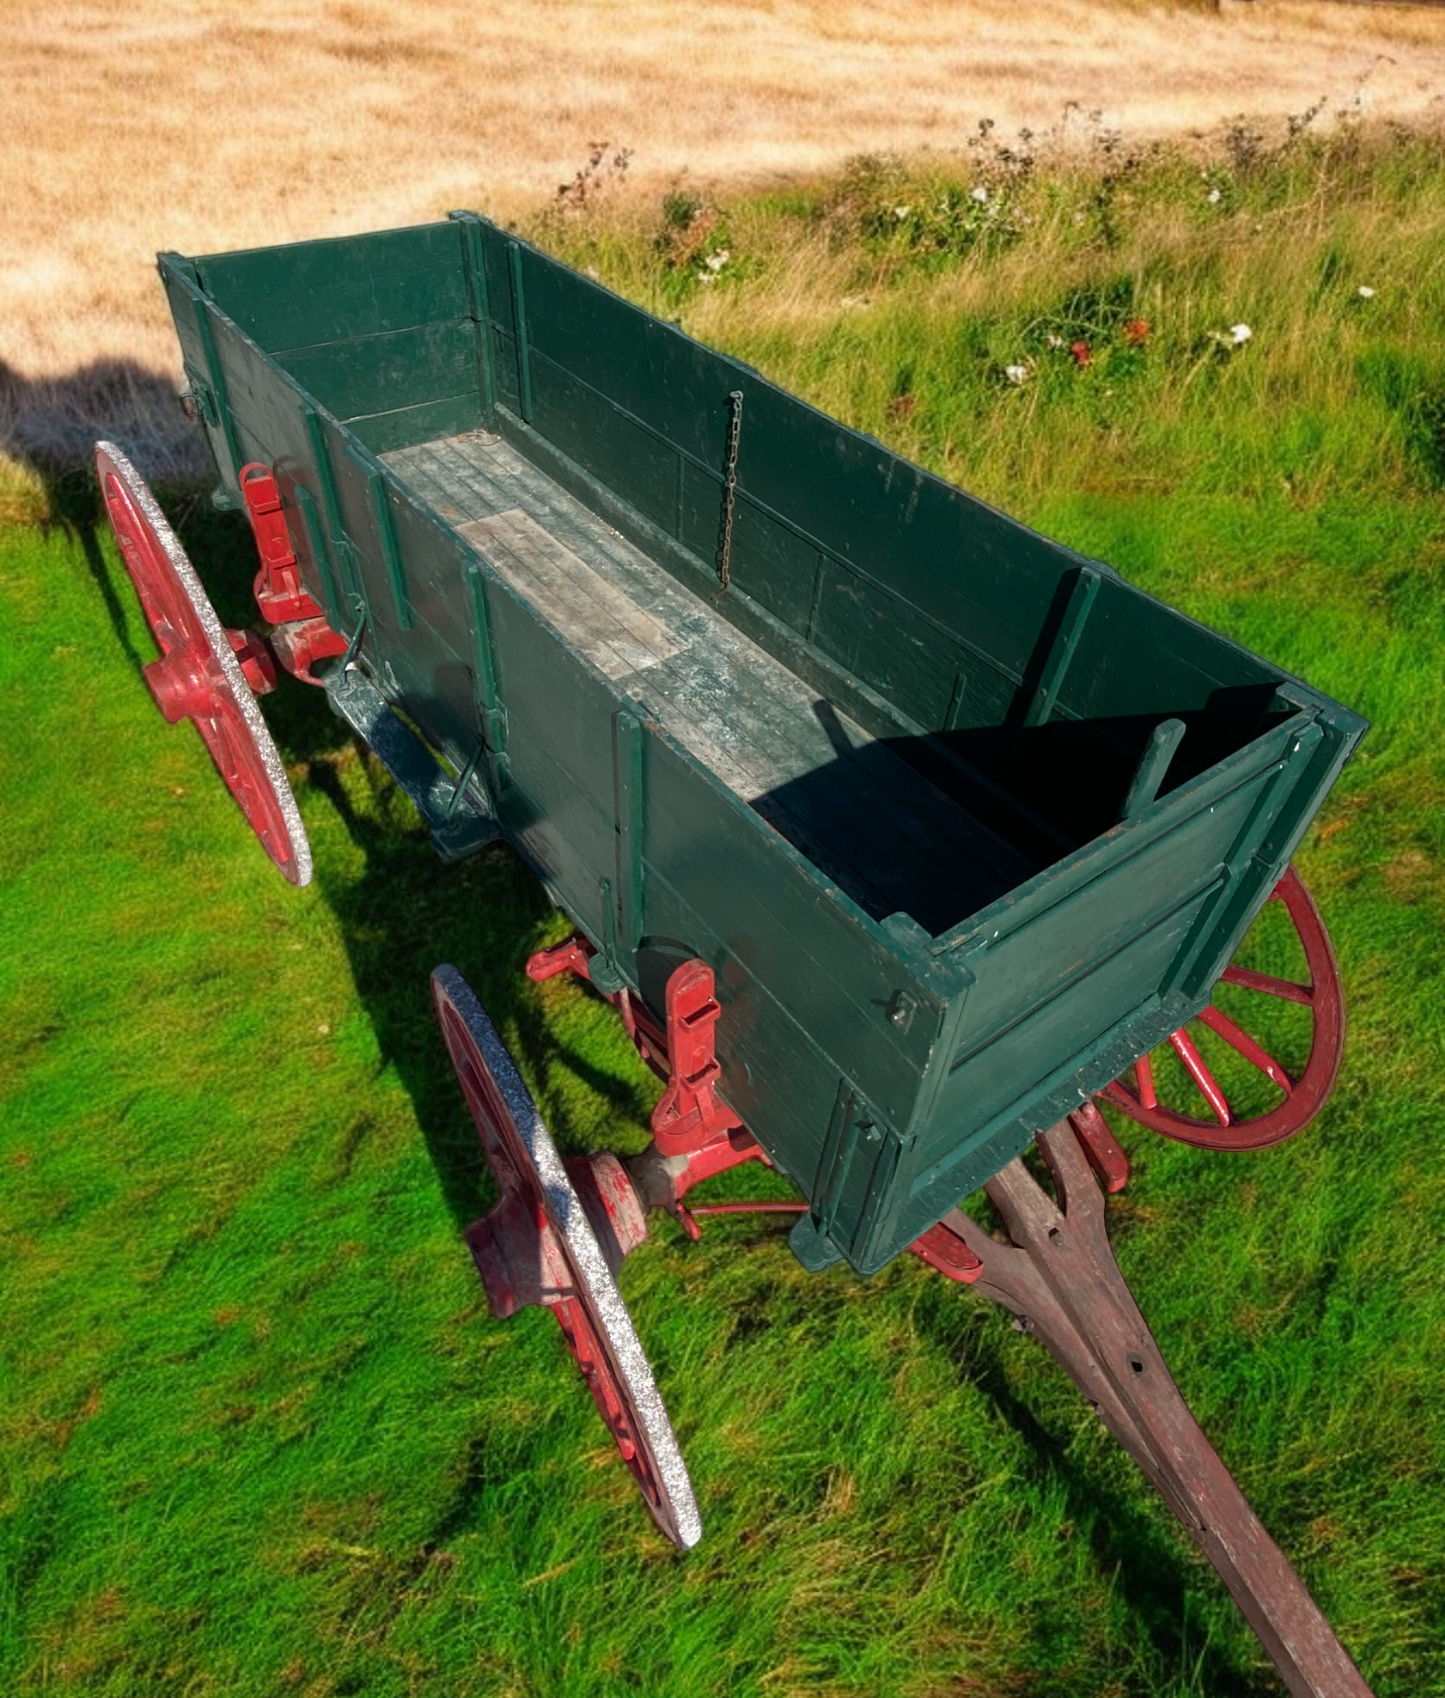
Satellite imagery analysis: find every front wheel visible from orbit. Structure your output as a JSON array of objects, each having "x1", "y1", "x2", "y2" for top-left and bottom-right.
[{"x1": 1099, "y1": 867, "x2": 1345, "y2": 1151}]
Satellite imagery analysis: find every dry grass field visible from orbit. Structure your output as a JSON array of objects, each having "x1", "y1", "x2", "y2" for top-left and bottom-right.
[{"x1": 4, "y1": 0, "x2": 1445, "y2": 397}]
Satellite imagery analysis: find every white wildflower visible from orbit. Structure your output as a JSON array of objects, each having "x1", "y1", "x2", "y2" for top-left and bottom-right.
[
  {"x1": 893, "y1": 205, "x2": 912, "y2": 220},
  {"x1": 971, "y1": 185, "x2": 990, "y2": 204},
  {"x1": 1004, "y1": 363, "x2": 1031, "y2": 386},
  {"x1": 705, "y1": 249, "x2": 730, "y2": 272},
  {"x1": 1357, "y1": 285, "x2": 1376, "y2": 299},
  {"x1": 1045, "y1": 333, "x2": 1066, "y2": 350},
  {"x1": 1206, "y1": 187, "x2": 1222, "y2": 205},
  {"x1": 1230, "y1": 323, "x2": 1252, "y2": 345}
]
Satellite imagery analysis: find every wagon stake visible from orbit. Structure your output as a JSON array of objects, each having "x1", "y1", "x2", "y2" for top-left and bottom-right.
[{"x1": 939, "y1": 1116, "x2": 1374, "y2": 1698}]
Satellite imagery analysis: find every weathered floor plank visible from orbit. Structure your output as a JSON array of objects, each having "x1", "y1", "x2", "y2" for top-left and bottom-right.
[{"x1": 382, "y1": 431, "x2": 1034, "y2": 931}]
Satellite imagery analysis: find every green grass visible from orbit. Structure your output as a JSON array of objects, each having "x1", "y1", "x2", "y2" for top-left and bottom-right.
[{"x1": 4, "y1": 125, "x2": 1445, "y2": 1696}]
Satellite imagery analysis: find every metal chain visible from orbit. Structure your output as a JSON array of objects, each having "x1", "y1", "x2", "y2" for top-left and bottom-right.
[{"x1": 715, "y1": 389, "x2": 744, "y2": 589}]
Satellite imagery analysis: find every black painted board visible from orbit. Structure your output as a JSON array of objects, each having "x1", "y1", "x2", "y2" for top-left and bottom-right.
[{"x1": 194, "y1": 223, "x2": 469, "y2": 353}]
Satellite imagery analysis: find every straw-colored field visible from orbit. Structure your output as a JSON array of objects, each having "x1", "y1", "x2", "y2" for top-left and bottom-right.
[{"x1": 5, "y1": 0, "x2": 1445, "y2": 385}]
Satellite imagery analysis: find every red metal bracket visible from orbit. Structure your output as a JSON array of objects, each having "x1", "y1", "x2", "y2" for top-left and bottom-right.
[
  {"x1": 908, "y1": 1213, "x2": 985, "y2": 1284},
  {"x1": 650, "y1": 961, "x2": 744, "y2": 1156},
  {"x1": 226, "y1": 627, "x2": 278, "y2": 697},
  {"x1": 268, "y1": 615, "x2": 349, "y2": 688},
  {"x1": 526, "y1": 936, "x2": 597, "y2": 983},
  {"x1": 240, "y1": 462, "x2": 327, "y2": 625},
  {"x1": 1068, "y1": 1100, "x2": 1129, "y2": 1194}
]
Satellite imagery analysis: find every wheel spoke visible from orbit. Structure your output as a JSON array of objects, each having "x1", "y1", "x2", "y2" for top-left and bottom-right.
[
  {"x1": 1169, "y1": 1028, "x2": 1231, "y2": 1125},
  {"x1": 1135, "y1": 1050, "x2": 1157, "y2": 1109},
  {"x1": 1098, "y1": 866, "x2": 1344, "y2": 1151},
  {"x1": 1219, "y1": 964, "x2": 1313, "y2": 1006},
  {"x1": 1198, "y1": 1004, "x2": 1293, "y2": 1095}
]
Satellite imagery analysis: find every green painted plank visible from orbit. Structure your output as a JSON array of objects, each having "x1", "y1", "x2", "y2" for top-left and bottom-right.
[
  {"x1": 194, "y1": 222, "x2": 468, "y2": 351},
  {"x1": 272, "y1": 320, "x2": 478, "y2": 424},
  {"x1": 346, "y1": 392, "x2": 481, "y2": 455}
]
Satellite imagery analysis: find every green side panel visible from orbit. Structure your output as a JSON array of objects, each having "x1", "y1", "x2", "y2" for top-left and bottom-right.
[
  {"x1": 345, "y1": 393, "x2": 481, "y2": 455},
  {"x1": 271, "y1": 321, "x2": 478, "y2": 425},
  {"x1": 528, "y1": 355, "x2": 682, "y2": 532},
  {"x1": 808, "y1": 557, "x2": 981, "y2": 730},
  {"x1": 846, "y1": 708, "x2": 1357, "y2": 1274},
  {"x1": 1060, "y1": 574, "x2": 1275, "y2": 725},
  {"x1": 482, "y1": 572, "x2": 618, "y2": 827},
  {"x1": 193, "y1": 222, "x2": 469, "y2": 352},
  {"x1": 698, "y1": 486, "x2": 819, "y2": 632},
  {"x1": 625, "y1": 864, "x2": 862, "y2": 1196},
  {"x1": 641, "y1": 734, "x2": 940, "y2": 1133},
  {"x1": 486, "y1": 228, "x2": 1106, "y2": 681}
]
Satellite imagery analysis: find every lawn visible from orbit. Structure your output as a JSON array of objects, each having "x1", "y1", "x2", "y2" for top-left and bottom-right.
[{"x1": 2, "y1": 122, "x2": 1443, "y2": 1697}]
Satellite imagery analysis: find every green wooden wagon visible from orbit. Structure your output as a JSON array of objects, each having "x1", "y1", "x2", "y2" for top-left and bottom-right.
[{"x1": 95, "y1": 214, "x2": 1372, "y2": 1697}]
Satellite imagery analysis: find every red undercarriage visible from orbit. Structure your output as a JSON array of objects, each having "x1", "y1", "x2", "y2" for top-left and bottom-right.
[{"x1": 518, "y1": 934, "x2": 1129, "y2": 1294}]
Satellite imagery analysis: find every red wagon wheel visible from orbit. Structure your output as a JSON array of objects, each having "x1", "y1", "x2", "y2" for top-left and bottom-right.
[
  {"x1": 430, "y1": 965, "x2": 702, "y2": 1550},
  {"x1": 1099, "y1": 865, "x2": 1344, "y2": 1150},
  {"x1": 94, "y1": 441, "x2": 311, "y2": 887}
]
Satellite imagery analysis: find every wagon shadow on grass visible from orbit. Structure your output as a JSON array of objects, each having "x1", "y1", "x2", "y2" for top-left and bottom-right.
[
  {"x1": 912, "y1": 1272, "x2": 1280, "y2": 1698},
  {"x1": 0, "y1": 359, "x2": 649, "y2": 1229}
]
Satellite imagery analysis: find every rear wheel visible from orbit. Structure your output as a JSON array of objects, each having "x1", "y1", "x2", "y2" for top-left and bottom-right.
[{"x1": 95, "y1": 441, "x2": 311, "y2": 886}]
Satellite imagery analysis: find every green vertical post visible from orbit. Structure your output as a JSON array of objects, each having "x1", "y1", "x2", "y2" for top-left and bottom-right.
[
  {"x1": 303, "y1": 406, "x2": 363, "y2": 616},
  {"x1": 465, "y1": 561, "x2": 509, "y2": 791},
  {"x1": 368, "y1": 469, "x2": 414, "y2": 632},
  {"x1": 508, "y1": 240, "x2": 534, "y2": 424},
  {"x1": 612, "y1": 710, "x2": 644, "y2": 954},
  {"x1": 451, "y1": 211, "x2": 498, "y2": 428},
  {"x1": 189, "y1": 292, "x2": 242, "y2": 492},
  {"x1": 1022, "y1": 565, "x2": 1100, "y2": 729}
]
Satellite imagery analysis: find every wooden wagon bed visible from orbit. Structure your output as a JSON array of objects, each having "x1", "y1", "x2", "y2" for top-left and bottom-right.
[
  {"x1": 153, "y1": 214, "x2": 1366, "y2": 1279},
  {"x1": 384, "y1": 429, "x2": 1032, "y2": 936}
]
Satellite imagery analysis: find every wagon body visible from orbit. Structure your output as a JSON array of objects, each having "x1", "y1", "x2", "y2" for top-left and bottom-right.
[{"x1": 157, "y1": 217, "x2": 1365, "y2": 1276}]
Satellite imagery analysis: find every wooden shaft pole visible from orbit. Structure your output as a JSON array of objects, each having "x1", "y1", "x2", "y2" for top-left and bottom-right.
[{"x1": 953, "y1": 1120, "x2": 1373, "y2": 1698}]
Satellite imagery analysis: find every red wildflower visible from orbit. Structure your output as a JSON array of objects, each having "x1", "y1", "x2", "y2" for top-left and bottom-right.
[
  {"x1": 1070, "y1": 341, "x2": 1091, "y2": 367},
  {"x1": 1124, "y1": 318, "x2": 1151, "y2": 345}
]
